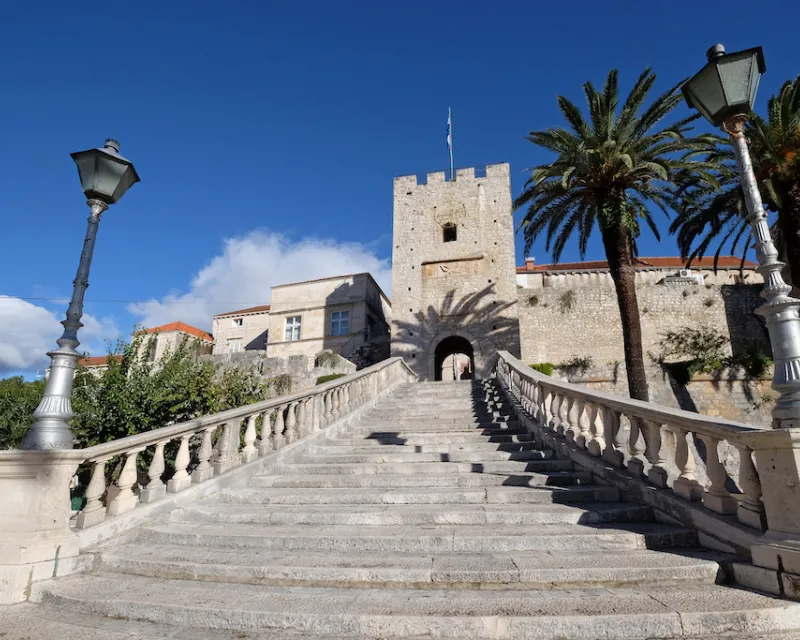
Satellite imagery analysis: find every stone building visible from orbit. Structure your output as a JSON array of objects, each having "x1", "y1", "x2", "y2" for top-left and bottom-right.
[
  {"x1": 266, "y1": 273, "x2": 391, "y2": 363},
  {"x1": 390, "y1": 163, "x2": 521, "y2": 380},
  {"x1": 212, "y1": 305, "x2": 271, "y2": 355},
  {"x1": 134, "y1": 322, "x2": 213, "y2": 362},
  {"x1": 515, "y1": 256, "x2": 768, "y2": 366}
]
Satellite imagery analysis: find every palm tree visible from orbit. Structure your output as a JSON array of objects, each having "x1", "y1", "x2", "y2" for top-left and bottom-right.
[
  {"x1": 671, "y1": 76, "x2": 800, "y2": 282},
  {"x1": 515, "y1": 69, "x2": 716, "y2": 402}
]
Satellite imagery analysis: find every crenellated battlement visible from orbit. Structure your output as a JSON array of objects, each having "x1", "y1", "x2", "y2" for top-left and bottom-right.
[{"x1": 394, "y1": 162, "x2": 509, "y2": 190}]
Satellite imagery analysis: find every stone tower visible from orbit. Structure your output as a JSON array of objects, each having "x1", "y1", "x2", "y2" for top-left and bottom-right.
[{"x1": 390, "y1": 163, "x2": 521, "y2": 380}]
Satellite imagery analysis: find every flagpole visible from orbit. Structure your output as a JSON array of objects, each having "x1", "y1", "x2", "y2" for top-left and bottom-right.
[{"x1": 448, "y1": 107, "x2": 454, "y2": 181}]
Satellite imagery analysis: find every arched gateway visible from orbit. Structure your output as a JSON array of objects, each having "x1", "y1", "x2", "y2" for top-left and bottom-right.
[{"x1": 434, "y1": 335, "x2": 474, "y2": 381}]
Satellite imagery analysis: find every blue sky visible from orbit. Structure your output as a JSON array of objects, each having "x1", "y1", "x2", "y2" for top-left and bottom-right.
[{"x1": 1, "y1": 0, "x2": 798, "y2": 375}]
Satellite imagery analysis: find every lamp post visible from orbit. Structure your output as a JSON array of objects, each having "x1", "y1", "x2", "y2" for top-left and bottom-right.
[
  {"x1": 683, "y1": 44, "x2": 800, "y2": 429},
  {"x1": 21, "y1": 140, "x2": 140, "y2": 449}
]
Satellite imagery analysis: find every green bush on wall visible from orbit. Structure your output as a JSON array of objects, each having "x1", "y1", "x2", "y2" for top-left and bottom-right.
[
  {"x1": 529, "y1": 363, "x2": 555, "y2": 376},
  {"x1": 316, "y1": 373, "x2": 346, "y2": 385}
]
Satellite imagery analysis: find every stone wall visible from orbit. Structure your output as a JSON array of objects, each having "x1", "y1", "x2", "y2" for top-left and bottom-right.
[
  {"x1": 518, "y1": 282, "x2": 768, "y2": 366},
  {"x1": 552, "y1": 363, "x2": 776, "y2": 428},
  {"x1": 390, "y1": 164, "x2": 521, "y2": 380},
  {"x1": 199, "y1": 350, "x2": 356, "y2": 393}
]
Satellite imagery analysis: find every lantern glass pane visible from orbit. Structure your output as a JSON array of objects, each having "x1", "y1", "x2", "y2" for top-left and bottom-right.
[
  {"x1": 718, "y1": 53, "x2": 754, "y2": 106},
  {"x1": 687, "y1": 64, "x2": 726, "y2": 122},
  {"x1": 94, "y1": 156, "x2": 128, "y2": 202}
]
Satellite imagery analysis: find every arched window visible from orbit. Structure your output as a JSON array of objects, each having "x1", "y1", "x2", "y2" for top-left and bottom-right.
[{"x1": 443, "y1": 223, "x2": 457, "y2": 243}]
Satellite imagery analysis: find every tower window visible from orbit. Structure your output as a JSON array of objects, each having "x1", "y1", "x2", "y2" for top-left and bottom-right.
[{"x1": 443, "y1": 223, "x2": 457, "y2": 243}]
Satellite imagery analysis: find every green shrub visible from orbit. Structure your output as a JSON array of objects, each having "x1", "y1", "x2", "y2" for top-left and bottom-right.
[
  {"x1": 316, "y1": 373, "x2": 346, "y2": 385},
  {"x1": 558, "y1": 356, "x2": 593, "y2": 375},
  {"x1": 315, "y1": 350, "x2": 339, "y2": 368},
  {"x1": 529, "y1": 363, "x2": 555, "y2": 376},
  {"x1": 558, "y1": 289, "x2": 576, "y2": 313}
]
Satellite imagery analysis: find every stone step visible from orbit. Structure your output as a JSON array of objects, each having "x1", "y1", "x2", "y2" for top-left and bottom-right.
[
  {"x1": 136, "y1": 522, "x2": 696, "y2": 553},
  {"x1": 362, "y1": 412, "x2": 514, "y2": 422},
  {"x1": 178, "y1": 502, "x2": 652, "y2": 527},
  {"x1": 33, "y1": 574, "x2": 800, "y2": 639},
  {"x1": 274, "y1": 459, "x2": 575, "y2": 475},
  {"x1": 92, "y1": 544, "x2": 725, "y2": 590},
  {"x1": 309, "y1": 441, "x2": 541, "y2": 454},
  {"x1": 220, "y1": 485, "x2": 621, "y2": 505},
  {"x1": 255, "y1": 470, "x2": 594, "y2": 488},
  {"x1": 293, "y1": 449, "x2": 553, "y2": 464},
  {"x1": 327, "y1": 432, "x2": 535, "y2": 445},
  {"x1": 348, "y1": 424, "x2": 525, "y2": 436},
  {"x1": 0, "y1": 603, "x2": 396, "y2": 640}
]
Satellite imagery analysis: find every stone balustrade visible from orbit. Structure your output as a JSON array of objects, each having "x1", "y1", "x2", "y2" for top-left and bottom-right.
[
  {"x1": 495, "y1": 351, "x2": 768, "y2": 531},
  {"x1": 0, "y1": 357, "x2": 415, "y2": 604}
]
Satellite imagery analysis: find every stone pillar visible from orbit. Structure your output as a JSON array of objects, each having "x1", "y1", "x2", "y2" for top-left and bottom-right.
[{"x1": 0, "y1": 450, "x2": 82, "y2": 604}]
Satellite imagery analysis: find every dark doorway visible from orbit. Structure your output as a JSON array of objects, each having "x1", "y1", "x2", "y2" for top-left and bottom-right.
[{"x1": 434, "y1": 335, "x2": 474, "y2": 381}]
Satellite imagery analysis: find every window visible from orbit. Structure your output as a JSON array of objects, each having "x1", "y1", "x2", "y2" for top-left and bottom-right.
[
  {"x1": 285, "y1": 316, "x2": 302, "y2": 341},
  {"x1": 443, "y1": 223, "x2": 457, "y2": 242},
  {"x1": 331, "y1": 310, "x2": 349, "y2": 336},
  {"x1": 228, "y1": 339, "x2": 242, "y2": 353},
  {"x1": 147, "y1": 340, "x2": 158, "y2": 362},
  {"x1": 232, "y1": 318, "x2": 243, "y2": 327}
]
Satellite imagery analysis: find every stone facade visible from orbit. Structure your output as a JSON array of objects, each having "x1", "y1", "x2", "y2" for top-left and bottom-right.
[
  {"x1": 135, "y1": 322, "x2": 213, "y2": 362},
  {"x1": 212, "y1": 305, "x2": 271, "y2": 355},
  {"x1": 391, "y1": 164, "x2": 521, "y2": 380},
  {"x1": 517, "y1": 283, "x2": 768, "y2": 367},
  {"x1": 266, "y1": 273, "x2": 391, "y2": 362}
]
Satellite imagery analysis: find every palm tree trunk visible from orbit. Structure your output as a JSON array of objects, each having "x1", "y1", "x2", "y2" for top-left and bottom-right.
[
  {"x1": 778, "y1": 184, "x2": 800, "y2": 290},
  {"x1": 601, "y1": 228, "x2": 650, "y2": 402}
]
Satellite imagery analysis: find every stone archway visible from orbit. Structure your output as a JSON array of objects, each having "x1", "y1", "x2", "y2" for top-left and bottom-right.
[{"x1": 433, "y1": 335, "x2": 475, "y2": 381}]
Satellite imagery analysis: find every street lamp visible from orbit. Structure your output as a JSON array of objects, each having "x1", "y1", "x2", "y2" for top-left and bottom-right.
[
  {"x1": 683, "y1": 44, "x2": 800, "y2": 429},
  {"x1": 21, "y1": 140, "x2": 140, "y2": 449}
]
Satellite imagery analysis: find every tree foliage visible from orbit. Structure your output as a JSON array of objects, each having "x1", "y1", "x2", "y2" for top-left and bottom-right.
[
  {"x1": 0, "y1": 334, "x2": 271, "y2": 450},
  {"x1": 671, "y1": 75, "x2": 800, "y2": 280},
  {"x1": 514, "y1": 68, "x2": 717, "y2": 401}
]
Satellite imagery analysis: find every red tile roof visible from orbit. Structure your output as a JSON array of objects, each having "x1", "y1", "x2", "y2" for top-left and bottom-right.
[
  {"x1": 78, "y1": 355, "x2": 123, "y2": 367},
  {"x1": 134, "y1": 321, "x2": 213, "y2": 342},
  {"x1": 516, "y1": 256, "x2": 757, "y2": 274},
  {"x1": 215, "y1": 304, "x2": 271, "y2": 318}
]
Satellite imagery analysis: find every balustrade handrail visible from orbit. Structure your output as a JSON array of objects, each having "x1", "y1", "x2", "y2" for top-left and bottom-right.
[
  {"x1": 496, "y1": 350, "x2": 769, "y2": 533},
  {"x1": 73, "y1": 356, "x2": 414, "y2": 461},
  {"x1": 497, "y1": 351, "x2": 765, "y2": 442}
]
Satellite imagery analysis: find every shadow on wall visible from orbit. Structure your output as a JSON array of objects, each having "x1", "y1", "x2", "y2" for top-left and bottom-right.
[
  {"x1": 322, "y1": 279, "x2": 390, "y2": 367},
  {"x1": 393, "y1": 284, "x2": 520, "y2": 375},
  {"x1": 721, "y1": 284, "x2": 770, "y2": 357},
  {"x1": 246, "y1": 330, "x2": 268, "y2": 351}
]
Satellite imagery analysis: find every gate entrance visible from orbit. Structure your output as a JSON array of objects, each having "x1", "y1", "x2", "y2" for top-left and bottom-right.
[{"x1": 434, "y1": 335, "x2": 474, "y2": 381}]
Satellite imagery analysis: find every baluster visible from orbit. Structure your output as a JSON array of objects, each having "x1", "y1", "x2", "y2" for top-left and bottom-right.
[
  {"x1": 140, "y1": 440, "x2": 169, "y2": 503},
  {"x1": 538, "y1": 385, "x2": 549, "y2": 426},
  {"x1": 257, "y1": 411, "x2": 272, "y2": 455},
  {"x1": 735, "y1": 445, "x2": 766, "y2": 530},
  {"x1": 601, "y1": 407, "x2": 623, "y2": 466},
  {"x1": 672, "y1": 426, "x2": 702, "y2": 501},
  {"x1": 168, "y1": 434, "x2": 192, "y2": 493},
  {"x1": 297, "y1": 399, "x2": 307, "y2": 438},
  {"x1": 213, "y1": 422, "x2": 232, "y2": 474},
  {"x1": 699, "y1": 435, "x2": 737, "y2": 514},
  {"x1": 272, "y1": 405, "x2": 286, "y2": 450},
  {"x1": 329, "y1": 388, "x2": 338, "y2": 420},
  {"x1": 324, "y1": 391, "x2": 333, "y2": 425},
  {"x1": 342, "y1": 384, "x2": 350, "y2": 415},
  {"x1": 241, "y1": 414, "x2": 259, "y2": 463},
  {"x1": 559, "y1": 395, "x2": 572, "y2": 438},
  {"x1": 285, "y1": 402, "x2": 298, "y2": 443},
  {"x1": 576, "y1": 400, "x2": 591, "y2": 448},
  {"x1": 76, "y1": 456, "x2": 111, "y2": 529},
  {"x1": 643, "y1": 420, "x2": 669, "y2": 488},
  {"x1": 107, "y1": 447, "x2": 145, "y2": 515},
  {"x1": 586, "y1": 404, "x2": 605, "y2": 456},
  {"x1": 626, "y1": 416, "x2": 647, "y2": 478},
  {"x1": 194, "y1": 426, "x2": 216, "y2": 482},
  {"x1": 548, "y1": 392, "x2": 560, "y2": 430}
]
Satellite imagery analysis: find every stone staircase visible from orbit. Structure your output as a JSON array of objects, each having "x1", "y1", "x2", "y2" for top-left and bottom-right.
[{"x1": 8, "y1": 380, "x2": 800, "y2": 639}]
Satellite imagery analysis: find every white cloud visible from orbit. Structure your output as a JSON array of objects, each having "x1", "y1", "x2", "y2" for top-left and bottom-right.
[
  {"x1": 0, "y1": 297, "x2": 120, "y2": 375},
  {"x1": 127, "y1": 231, "x2": 392, "y2": 330}
]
